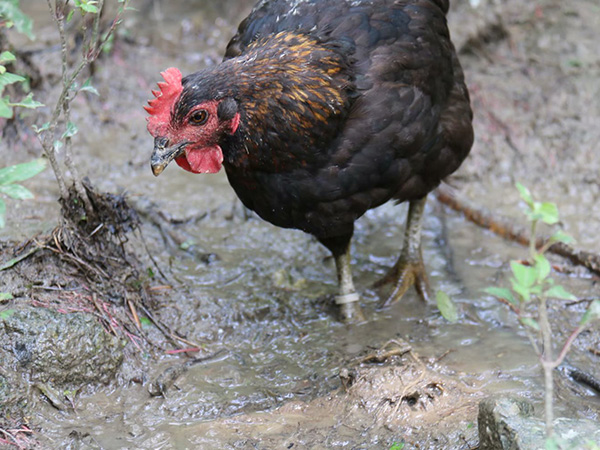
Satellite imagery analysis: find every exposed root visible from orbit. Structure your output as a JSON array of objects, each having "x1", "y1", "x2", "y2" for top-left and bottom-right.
[
  {"x1": 0, "y1": 422, "x2": 34, "y2": 449},
  {"x1": 0, "y1": 181, "x2": 191, "y2": 352},
  {"x1": 568, "y1": 367, "x2": 600, "y2": 395},
  {"x1": 148, "y1": 349, "x2": 229, "y2": 397},
  {"x1": 356, "y1": 339, "x2": 412, "y2": 365}
]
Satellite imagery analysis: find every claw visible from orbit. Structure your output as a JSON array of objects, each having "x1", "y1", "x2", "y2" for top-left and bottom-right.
[
  {"x1": 376, "y1": 255, "x2": 432, "y2": 308},
  {"x1": 375, "y1": 197, "x2": 432, "y2": 308}
]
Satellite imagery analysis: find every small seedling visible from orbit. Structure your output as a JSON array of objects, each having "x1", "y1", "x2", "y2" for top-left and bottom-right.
[{"x1": 484, "y1": 183, "x2": 600, "y2": 440}]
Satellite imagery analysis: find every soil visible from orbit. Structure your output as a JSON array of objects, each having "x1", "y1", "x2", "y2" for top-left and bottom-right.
[{"x1": 0, "y1": 0, "x2": 599, "y2": 448}]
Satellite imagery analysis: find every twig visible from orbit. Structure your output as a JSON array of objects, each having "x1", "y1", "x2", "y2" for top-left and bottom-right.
[
  {"x1": 356, "y1": 339, "x2": 412, "y2": 364},
  {"x1": 91, "y1": 293, "x2": 118, "y2": 335},
  {"x1": 435, "y1": 184, "x2": 600, "y2": 276},
  {"x1": 148, "y1": 349, "x2": 228, "y2": 397},
  {"x1": 568, "y1": 367, "x2": 600, "y2": 394},
  {"x1": 127, "y1": 295, "x2": 141, "y2": 330},
  {"x1": 565, "y1": 297, "x2": 596, "y2": 308},
  {"x1": 136, "y1": 294, "x2": 201, "y2": 350},
  {"x1": 0, "y1": 242, "x2": 42, "y2": 271}
]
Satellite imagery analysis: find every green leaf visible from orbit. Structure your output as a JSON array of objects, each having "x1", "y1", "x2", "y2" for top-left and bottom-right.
[
  {"x1": 8, "y1": 93, "x2": 44, "y2": 109},
  {"x1": 80, "y1": 78, "x2": 100, "y2": 95},
  {"x1": 0, "y1": 159, "x2": 46, "y2": 186},
  {"x1": 75, "y1": 0, "x2": 99, "y2": 14},
  {"x1": 389, "y1": 443, "x2": 405, "y2": 450},
  {"x1": 66, "y1": 9, "x2": 75, "y2": 22},
  {"x1": 0, "y1": 51, "x2": 16, "y2": 64},
  {"x1": 532, "y1": 201, "x2": 559, "y2": 225},
  {"x1": 0, "y1": 97, "x2": 12, "y2": 118},
  {"x1": 483, "y1": 287, "x2": 518, "y2": 306},
  {"x1": 544, "y1": 285, "x2": 577, "y2": 301},
  {"x1": 534, "y1": 254, "x2": 551, "y2": 282},
  {"x1": 0, "y1": 198, "x2": 5, "y2": 228},
  {"x1": 32, "y1": 122, "x2": 50, "y2": 133},
  {"x1": 530, "y1": 284, "x2": 543, "y2": 296},
  {"x1": 511, "y1": 279, "x2": 531, "y2": 303},
  {"x1": 0, "y1": 184, "x2": 34, "y2": 200},
  {"x1": 0, "y1": 72, "x2": 26, "y2": 90},
  {"x1": 519, "y1": 317, "x2": 540, "y2": 331},
  {"x1": 139, "y1": 316, "x2": 153, "y2": 327},
  {"x1": 516, "y1": 182, "x2": 533, "y2": 207},
  {"x1": 580, "y1": 300, "x2": 600, "y2": 327},
  {"x1": 0, "y1": 293, "x2": 13, "y2": 301},
  {"x1": 511, "y1": 261, "x2": 537, "y2": 288},
  {"x1": 61, "y1": 121, "x2": 78, "y2": 139},
  {"x1": 0, "y1": 308, "x2": 15, "y2": 319},
  {"x1": 436, "y1": 290, "x2": 458, "y2": 323},
  {"x1": 545, "y1": 437, "x2": 560, "y2": 450},
  {"x1": 0, "y1": 1, "x2": 35, "y2": 39},
  {"x1": 549, "y1": 230, "x2": 575, "y2": 245}
]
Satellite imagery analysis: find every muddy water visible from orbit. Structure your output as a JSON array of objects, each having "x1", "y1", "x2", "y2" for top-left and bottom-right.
[{"x1": 4, "y1": 0, "x2": 599, "y2": 448}]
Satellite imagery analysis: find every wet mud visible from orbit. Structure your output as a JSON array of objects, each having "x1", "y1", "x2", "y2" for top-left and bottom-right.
[{"x1": 0, "y1": 0, "x2": 599, "y2": 448}]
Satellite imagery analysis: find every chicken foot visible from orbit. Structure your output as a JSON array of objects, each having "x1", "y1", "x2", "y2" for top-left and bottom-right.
[{"x1": 376, "y1": 197, "x2": 432, "y2": 307}]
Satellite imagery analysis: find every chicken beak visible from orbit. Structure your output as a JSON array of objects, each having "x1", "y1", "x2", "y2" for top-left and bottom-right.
[{"x1": 151, "y1": 137, "x2": 188, "y2": 176}]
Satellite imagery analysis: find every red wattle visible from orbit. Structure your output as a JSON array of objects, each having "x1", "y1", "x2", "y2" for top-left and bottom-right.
[{"x1": 175, "y1": 145, "x2": 223, "y2": 174}]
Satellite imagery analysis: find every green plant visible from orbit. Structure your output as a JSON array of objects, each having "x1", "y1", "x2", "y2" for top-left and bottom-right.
[
  {"x1": 389, "y1": 442, "x2": 405, "y2": 450},
  {"x1": 484, "y1": 183, "x2": 600, "y2": 439},
  {"x1": 0, "y1": 1, "x2": 43, "y2": 117},
  {"x1": 32, "y1": 0, "x2": 130, "y2": 215},
  {"x1": 0, "y1": 0, "x2": 34, "y2": 39},
  {"x1": 0, "y1": 50, "x2": 43, "y2": 118},
  {"x1": 0, "y1": 158, "x2": 46, "y2": 228}
]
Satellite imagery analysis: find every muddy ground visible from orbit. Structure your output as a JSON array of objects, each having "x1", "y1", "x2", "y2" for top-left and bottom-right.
[{"x1": 0, "y1": 0, "x2": 599, "y2": 448}]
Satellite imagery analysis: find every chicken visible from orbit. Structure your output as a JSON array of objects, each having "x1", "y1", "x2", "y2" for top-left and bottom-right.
[{"x1": 146, "y1": 0, "x2": 473, "y2": 321}]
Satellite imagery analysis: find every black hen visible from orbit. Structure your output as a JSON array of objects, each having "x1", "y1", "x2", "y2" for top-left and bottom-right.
[{"x1": 147, "y1": 0, "x2": 474, "y2": 321}]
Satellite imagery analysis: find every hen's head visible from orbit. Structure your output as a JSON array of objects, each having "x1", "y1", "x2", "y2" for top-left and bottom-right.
[{"x1": 145, "y1": 68, "x2": 240, "y2": 176}]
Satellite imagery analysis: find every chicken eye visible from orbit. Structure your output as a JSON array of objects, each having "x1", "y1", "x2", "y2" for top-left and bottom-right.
[{"x1": 189, "y1": 110, "x2": 208, "y2": 126}]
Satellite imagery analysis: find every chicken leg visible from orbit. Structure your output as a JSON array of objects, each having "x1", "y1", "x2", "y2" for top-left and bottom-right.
[
  {"x1": 377, "y1": 196, "x2": 432, "y2": 308},
  {"x1": 319, "y1": 234, "x2": 365, "y2": 322},
  {"x1": 333, "y1": 244, "x2": 365, "y2": 322}
]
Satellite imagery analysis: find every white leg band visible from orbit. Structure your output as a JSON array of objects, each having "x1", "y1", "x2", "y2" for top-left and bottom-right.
[{"x1": 335, "y1": 292, "x2": 360, "y2": 305}]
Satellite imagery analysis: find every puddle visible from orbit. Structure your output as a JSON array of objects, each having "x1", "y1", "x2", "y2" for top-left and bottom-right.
[{"x1": 1, "y1": 0, "x2": 598, "y2": 448}]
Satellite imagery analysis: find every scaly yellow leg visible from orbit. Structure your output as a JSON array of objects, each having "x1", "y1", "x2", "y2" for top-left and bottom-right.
[{"x1": 376, "y1": 197, "x2": 432, "y2": 308}]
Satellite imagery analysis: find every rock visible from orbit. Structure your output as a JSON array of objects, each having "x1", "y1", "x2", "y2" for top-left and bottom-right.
[
  {"x1": 478, "y1": 396, "x2": 600, "y2": 449},
  {"x1": 0, "y1": 372, "x2": 28, "y2": 420},
  {"x1": 0, "y1": 305, "x2": 124, "y2": 387}
]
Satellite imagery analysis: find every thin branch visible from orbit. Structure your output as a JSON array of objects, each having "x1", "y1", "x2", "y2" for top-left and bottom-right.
[
  {"x1": 55, "y1": 0, "x2": 93, "y2": 214},
  {"x1": 435, "y1": 184, "x2": 600, "y2": 276},
  {"x1": 91, "y1": 0, "x2": 105, "y2": 49},
  {"x1": 38, "y1": 0, "x2": 130, "y2": 210},
  {"x1": 552, "y1": 324, "x2": 586, "y2": 369}
]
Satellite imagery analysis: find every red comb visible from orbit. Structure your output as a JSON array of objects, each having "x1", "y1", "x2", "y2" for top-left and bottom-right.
[{"x1": 144, "y1": 67, "x2": 183, "y2": 136}]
